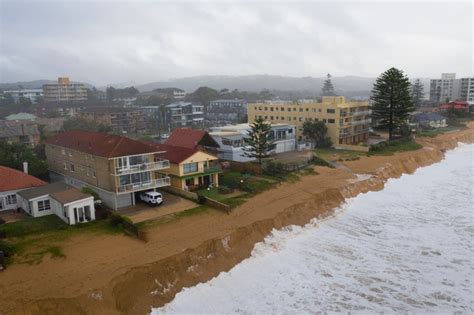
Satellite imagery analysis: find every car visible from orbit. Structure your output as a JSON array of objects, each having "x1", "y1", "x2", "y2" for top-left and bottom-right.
[{"x1": 139, "y1": 191, "x2": 163, "y2": 206}]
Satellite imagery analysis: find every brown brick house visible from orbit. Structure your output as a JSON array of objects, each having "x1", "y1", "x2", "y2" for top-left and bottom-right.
[{"x1": 45, "y1": 130, "x2": 171, "y2": 210}]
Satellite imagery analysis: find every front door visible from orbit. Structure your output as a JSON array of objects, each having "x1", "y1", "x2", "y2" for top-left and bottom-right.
[{"x1": 74, "y1": 207, "x2": 85, "y2": 223}]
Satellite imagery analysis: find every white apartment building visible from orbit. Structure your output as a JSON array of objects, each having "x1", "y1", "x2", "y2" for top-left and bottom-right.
[
  {"x1": 209, "y1": 123, "x2": 296, "y2": 162},
  {"x1": 3, "y1": 89, "x2": 43, "y2": 103},
  {"x1": 430, "y1": 73, "x2": 474, "y2": 104}
]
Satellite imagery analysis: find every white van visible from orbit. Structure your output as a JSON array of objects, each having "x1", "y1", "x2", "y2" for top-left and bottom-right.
[{"x1": 139, "y1": 191, "x2": 163, "y2": 206}]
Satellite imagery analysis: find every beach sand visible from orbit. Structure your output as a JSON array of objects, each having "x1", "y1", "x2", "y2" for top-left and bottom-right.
[{"x1": 0, "y1": 124, "x2": 472, "y2": 315}]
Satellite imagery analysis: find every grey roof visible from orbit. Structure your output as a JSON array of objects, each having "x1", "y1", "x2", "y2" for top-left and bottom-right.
[
  {"x1": 0, "y1": 120, "x2": 39, "y2": 138},
  {"x1": 411, "y1": 112, "x2": 446, "y2": 122},
  {"x1": 17, "y1": 182, "x2": 72, "y2": 200}
]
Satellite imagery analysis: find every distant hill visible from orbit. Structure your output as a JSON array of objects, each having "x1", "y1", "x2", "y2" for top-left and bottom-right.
[
  {"x1": 0, "y1": 80, "x2": 56, "y2": 90},
  {"x1": 0, "y1": 80, "x2": 94, "y2": 90},
  {"x1": 135, "y1": 75, "x2": 377, "y2": 94}
]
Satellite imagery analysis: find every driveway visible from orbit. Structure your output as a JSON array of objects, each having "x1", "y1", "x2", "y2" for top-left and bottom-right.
[{"x1": 118, "y1": 191, "x2": 198, "y2": 223}]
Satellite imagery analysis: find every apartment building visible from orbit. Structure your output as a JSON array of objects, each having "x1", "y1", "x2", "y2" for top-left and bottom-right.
[
  {"x1": 3, "y1": 89, "x2": 43, "y2": 103},
  {"x1": 460, "y1": 77, "x2": 474, "y2": 103},
  {"x1": 43, "y1": 77, "x2": 87, "y2": 103},
  {"x1": 247, "y1": 96, "x2": 371, "y2": 148},
  {"x1": 430, "y1": 73, "x2": 474, "y2": 104},
  {"x1": 79, "y1": 107, "x2": 148, "y2": 135},
  {"x1": 0, "y1": 120, "x2": 40, "y2": 147},
  {"x1": 165, "y1": 102, "x2": 204, "y2": 128},
  {"x1": 206, "y1": 99, "x2": 248, "y2": 124},
  {"x1": 45, "y1": 130, "x2": 171, "y2": 210},
  {"x1": 209, "y1": 123, "x2": 296, "y2": 162}
]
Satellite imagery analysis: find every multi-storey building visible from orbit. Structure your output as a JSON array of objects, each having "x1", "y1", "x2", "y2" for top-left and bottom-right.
[
  {"x1": 43, "y1": 77, "x2": 87, "y2": 103},
  {"x1": 165, "y1": 102, "x2": 204, "y2": 128},
  {"x1": 247, "y1": 96, "x2": 370, "y2": 147},
  {"x1": 78, "y1": 107, "x2": 148, "y2": 135},
  {"x1": 430, "y1": 73, "x2": 474, "y2": 104},
  {"x1": 3, "y1": 89, "x2": 43, "y2": 103},
  {"x1": 209, "y1": 123, "x2": 296, "y2": 162},
  {"x1": 460, "y1": 77, "x2": 474, "y2": 103},
  {"x1": 206, "y1": 99, "x2": 248, "y2": 124},
  {"x1": 45, "y1": 130, "x2": 171, "y2": 210},
  {"x1": 0, "y1": 120, "x2": 40, "y2": 147}
]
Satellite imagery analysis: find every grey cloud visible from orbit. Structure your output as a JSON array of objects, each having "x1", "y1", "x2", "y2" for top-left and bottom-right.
[{"x1": 0, "y1": 1, "x2": 472, "y2": 86}]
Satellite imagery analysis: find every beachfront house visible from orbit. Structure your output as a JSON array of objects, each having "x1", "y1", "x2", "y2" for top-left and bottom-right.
[
  {"x1": 146, "y1": 144, "x2": 221, "y2": 191},
  {"x1": 17, "y1": 182, "x2": 96, "y2": 225},
  {"x1": 45, "y1": 130, "x2": 171, "y2": 210},
  {"x1": 0, "y1": 165, "x2": 46, "y2": 212},
  {"x1": 209, "y1": 123, "x2": 296, "y2": 162},
  {"x1": 410, "y1": 113, "x2": 448, "y2": 130}
]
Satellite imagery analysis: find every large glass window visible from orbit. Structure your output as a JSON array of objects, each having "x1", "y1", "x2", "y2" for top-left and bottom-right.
[
  {"x1": 38, "y1": 199, "x2": 51, "y2": 212},
  {"x1": 5, "y1": 194, "x2": 16, "y2": 205},
  {"x1": 183, "y1": 163, "x2": 198, "y2": 174}
]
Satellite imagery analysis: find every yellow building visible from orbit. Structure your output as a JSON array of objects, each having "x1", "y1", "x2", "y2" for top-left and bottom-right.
[
  {"x1": 247, "y1": 96, "x2": 371, "y2": 147},
  {"x1": 152, "y1": 144, "x2": 221, "y2": 191}
]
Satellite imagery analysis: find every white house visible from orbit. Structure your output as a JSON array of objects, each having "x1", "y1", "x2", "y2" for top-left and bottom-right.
[
  {"x1": 209, "y1": 123, "x2": 296, "y2": 162},
  {"x1": 17, "y1": 182, "x2": 95, "y2": 225},
  {"x1": 409, "y1": 112, "x2": 448, "y2": 130},
  {"x1": 0, "y1": 165, "x2": 46, "y2": 212}
]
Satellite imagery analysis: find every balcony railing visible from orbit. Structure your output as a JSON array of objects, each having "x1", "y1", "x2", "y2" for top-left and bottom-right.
[
  {"x1": 113, "y1": 160, "x2": 170, "y2": 175},
  {"x1": 117, "y1": 177, "x2": 171, "y2": 193},
  {"x1": 352, "y1": 110, "x2": 371, "y2": 116},
  {"x1": 203, "y1": 165, "x2": 222, "y2": 173}
]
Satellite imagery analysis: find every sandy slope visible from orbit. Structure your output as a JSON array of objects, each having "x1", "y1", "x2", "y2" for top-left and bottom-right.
[{"x1": 0, "y1": 125, "x2": 472, "y2": 315}]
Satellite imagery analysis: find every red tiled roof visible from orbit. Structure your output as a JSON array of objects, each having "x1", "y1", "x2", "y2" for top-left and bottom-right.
[
  {"x1": 45, "y1": 130, "x2": 160, "y2": 158},
  {"x1": 164, "y1": 128, "x2": 219, "y2": 149},
  {"x1": 439, "y1": 100, "x2": 469, "y2": 110},
  {"x1": 0, "y1": 166, "x2": 47, "y2": 192},
  {"x1": 148, "y1": 143, "x2": 199, "y2": 164}
]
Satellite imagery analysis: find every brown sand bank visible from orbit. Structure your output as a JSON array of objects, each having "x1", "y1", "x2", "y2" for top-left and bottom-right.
[{"x1": 1, "y1": 125, "x2": 473, "y2": 315}]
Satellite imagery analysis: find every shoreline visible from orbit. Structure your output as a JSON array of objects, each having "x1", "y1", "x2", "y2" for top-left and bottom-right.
[{"x1": 1, "y1": 127, "x2": 473, "y2": 314}]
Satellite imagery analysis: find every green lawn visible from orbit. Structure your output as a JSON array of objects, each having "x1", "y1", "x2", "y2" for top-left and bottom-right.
[
  {"x1": 416, "y1": 126, "x2": 462, "y2": 138},
  {"x1": 0, "y1": 214, "x2": 123, "y2": 265},
  {"x1": 314, "y1": 148, "x2": 367, "y2": 161},
  {"x1": 368, "y1": 139, "x2": 423, "y2": 156}
]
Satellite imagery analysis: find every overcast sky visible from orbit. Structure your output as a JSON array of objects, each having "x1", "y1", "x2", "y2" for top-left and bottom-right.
[{"x1": 0, "y1": 0, "x2": 472, "y2": 86}]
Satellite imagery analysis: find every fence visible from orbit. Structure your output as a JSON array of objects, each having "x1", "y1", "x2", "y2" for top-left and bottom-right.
[
  {"x1": 228, "y1": 160, "x2": 263, "y2": 175},
  {"x1": 161, "y1": 186, "x2": 199, "y2": 201},
  {"x1": 121, "y1": 220, "x2": 148, "y2": 242},
  {"x1": 198, "y1": 195, "x2": 231, "y2": 214},
  {"x1": 334, "y1": 144, "x2": 370, "y2": 152}
]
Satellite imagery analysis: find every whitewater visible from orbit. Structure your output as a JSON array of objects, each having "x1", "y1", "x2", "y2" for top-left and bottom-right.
[{"x1": 154, "y1": 143, "x2": 474, "y2": 313}]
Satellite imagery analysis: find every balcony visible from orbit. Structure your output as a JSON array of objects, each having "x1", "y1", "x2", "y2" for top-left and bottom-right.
[
  {"x1": 203, "y1": 165, "x2": 222, "y2": 173},
  {"x1": 113, "y1": 160, "x2": 170, "y2": 176},
  {"x1": 352, "y1": 110, "x2": 371, "y2": 116},
  {"x1": 117, "y1": 177, "x2": 171, "y2": 193}
]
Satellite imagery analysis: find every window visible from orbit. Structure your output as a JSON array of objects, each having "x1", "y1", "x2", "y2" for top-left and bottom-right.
[
  {"x1": 38, "y1": 199, "x2": 51, "y2": 212},
  {"x1": 117, "y1": 157, "x2": 129, "y2": 169},
  {"x1": 70, "y1": 163, "x2": 75, "y2": 172},
  {"x1": 327, "y1": 109, "x2": 335, "y2": 114},
  {"x1": 63, "y1": 162, "x2": 67, "y2": 170},
  {"x1": 299, "y1": 108, "x2": 303, "y2": 112},
  {"x1": 183, "y1": 162, "x2": 198, "y2": 174},
  {"x1": 5, "y1": 194, "x2": 16, "y2": 205},
  {"x1": 328, "y1": 119, "x2": 335, "y2": 124}
]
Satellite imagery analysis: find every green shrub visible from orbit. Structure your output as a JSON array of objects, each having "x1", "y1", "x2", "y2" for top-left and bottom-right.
[
  {"x1": 81, "y1": 186, "x2": 100, "y2": 201},
  {"x1": 218, "y1": 185, "x2": 234, "y2": 194}
]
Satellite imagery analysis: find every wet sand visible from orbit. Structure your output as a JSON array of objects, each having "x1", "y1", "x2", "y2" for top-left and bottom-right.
[{"x1": 0, "y1": 125, "x2": 472, "y2": 315}]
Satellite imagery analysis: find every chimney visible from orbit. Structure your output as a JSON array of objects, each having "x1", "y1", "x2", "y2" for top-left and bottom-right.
[{"x1": 23, "y1": 162, "x2": 28, "y2": 174}]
